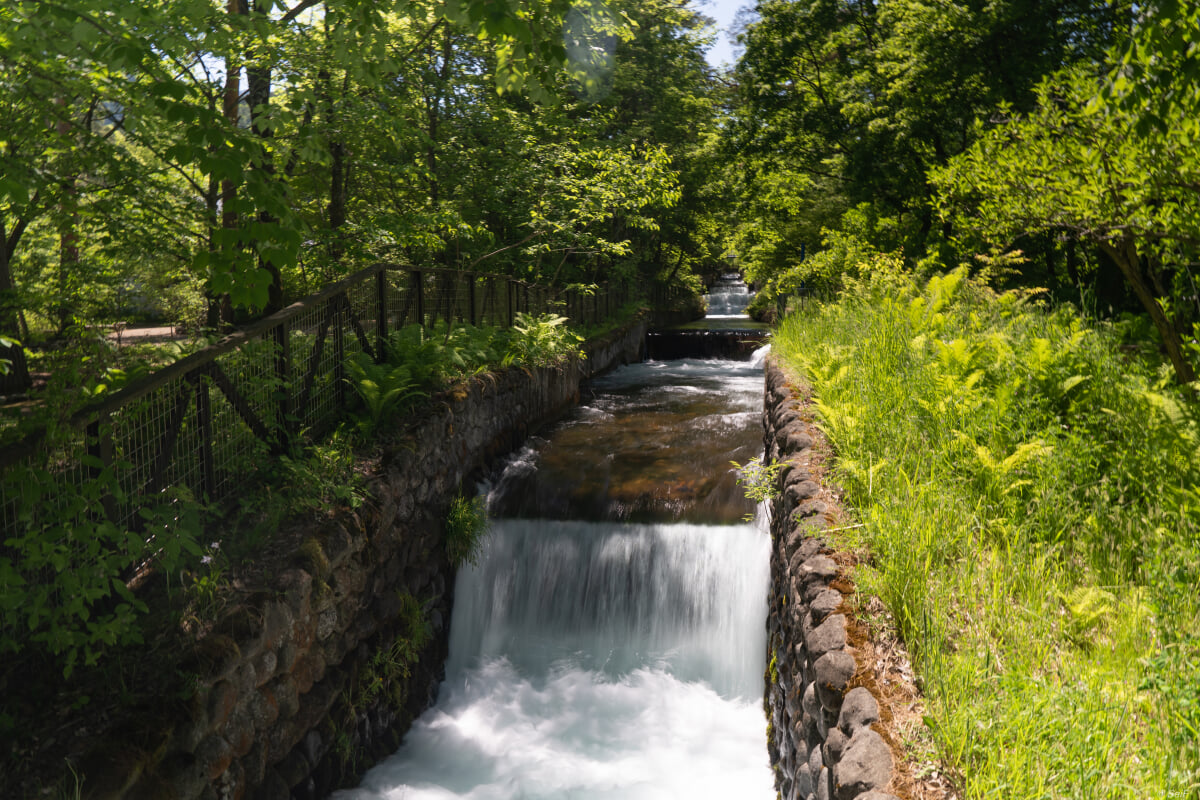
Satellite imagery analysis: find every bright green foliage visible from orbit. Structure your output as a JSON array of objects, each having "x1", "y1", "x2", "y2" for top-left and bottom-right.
[
  {"x1": 934, "y1": 17, "x2": 1200, "y2": 383},
  {"x1": 730, "y1": 456, "x2": 783, "y2": 505},
  {"x1": 731, "y1": 455, "x2": 783, "y2": 521},
  {"x1": 0, "y1": 467, "x2": 202, "y2": 677},
  {"x1": 728, "y1": 0, "x2": 1127, "y2": 287},
  {"x1": 775, "y1": 266, "x2": 1200, "y2": 795},
  {"x1": 505, "y1": 312, "x2": 584, "y2": 368},
  {"x1": 747, "y1": 204, "x2": 906, "y2": 316},
  {"x1": 444, "y1": 494, "x2": 489, "y2": 568},
  {"x1": 345, "y1": 353, "x2": 427, "y2": 435}
]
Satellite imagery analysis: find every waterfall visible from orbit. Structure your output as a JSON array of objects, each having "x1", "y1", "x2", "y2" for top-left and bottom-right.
[
  {"x1": 448, "y1": 519, "x2": 770, "y2": 698},
  {"x1": 333, "y1": 355, "x2": 774, "y2": 799},
  {"x1": 704, "y1": 273, "x2": 756, "y2": 318}
]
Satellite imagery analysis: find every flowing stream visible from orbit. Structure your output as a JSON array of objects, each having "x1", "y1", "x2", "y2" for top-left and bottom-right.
[
  {"x1": 704, "y1": 273, "x2": 756, "y2": 318},
  {"x1": 335, "y1": 345, "x2": 773, "y2": 800}
]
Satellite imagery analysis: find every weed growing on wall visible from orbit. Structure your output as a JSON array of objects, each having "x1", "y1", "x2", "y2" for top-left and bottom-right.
[
  {"x1": 731, "y1": 456, "x2": 783, "y2": 504},
  {"x1": 731, "y1": 455, "x2": 783, "y2": 521},
  {"x1": 774, "y1": 264, "x2": 1200, "y2": 796},
  {"x1": 444, "y1": 494, "x2": 490, "y2": 568}
]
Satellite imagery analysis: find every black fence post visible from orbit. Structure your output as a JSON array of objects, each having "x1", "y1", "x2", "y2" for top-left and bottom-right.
[
  {"x1": 468, "y1": 273, "x2": 477, "y2": 326},
  {"x1": 334, "y1": 295, "x2": 347, "y2": 408},
  {"x1": 273, "y1": 322, "x2": 291, "y2": 452},
  {"x1": 376, "y1": 267, "x2": 388, "y2": 363},
  {"x1": 194, "y1": 372, "x2": 215, "y2": 500},
  {"x1": 86, "y1": 413, "x2": 117, "y2": 523},
  {"x1": 413, "y1": 270, "x2": 425, "y2": 329}
]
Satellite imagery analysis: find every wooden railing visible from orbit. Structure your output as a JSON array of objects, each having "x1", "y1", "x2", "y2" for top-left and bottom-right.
[{"x1": 0, "y1": 263, "x2": 632, "y2": 533}]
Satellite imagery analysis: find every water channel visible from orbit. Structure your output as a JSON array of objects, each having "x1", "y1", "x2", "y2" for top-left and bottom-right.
[{"x1": 335, "y1": 280, "x2": 772, "y2": 799}]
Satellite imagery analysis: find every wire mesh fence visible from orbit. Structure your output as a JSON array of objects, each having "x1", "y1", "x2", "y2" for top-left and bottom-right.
[{"x1": 0, "y1": 264, "x2": 634, "y2": 538}]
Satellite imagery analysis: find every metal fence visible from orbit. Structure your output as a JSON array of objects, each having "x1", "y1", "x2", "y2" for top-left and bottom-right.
[{"x1": 0, "y1": 263, "x2": 632, "y2": 534}]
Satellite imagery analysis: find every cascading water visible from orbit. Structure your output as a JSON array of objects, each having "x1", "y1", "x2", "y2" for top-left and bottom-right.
[
  {"x1": 334, "y1": 348, "x2": 774, "y2": 800},
  {"x1": 704, "y1": 273, "x2": 756, "y2": 319}
]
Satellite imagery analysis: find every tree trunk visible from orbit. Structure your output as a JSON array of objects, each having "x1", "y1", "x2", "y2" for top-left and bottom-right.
[
  {"x1": 218, "y1": 0, "x2": 246, "y2": 328},
  {"x1": 1064, "y1": 234, "x2": 1080, "y2": 288},
  {"x1": 246, "y1": 3, "x2": 284, "y2": 314},
  {"x1": 55, "y1": 105, "x2": 79, "y2": 335},
  {"x1": 57, "y1": 199, "x2": 79, "y2": 335},
  {"x1": 328, "y1": 137, "x2": 347, "y2": 263},
  {"x1": 1100, "y1": 236, "x2": 1196, "y2": 384},
  {"x1": 0, "y1": 219, "x2": 31, "y2": 394}
]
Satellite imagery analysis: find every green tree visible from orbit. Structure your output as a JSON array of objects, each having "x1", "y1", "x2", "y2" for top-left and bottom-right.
[
  {"x1": 934, "y1": 49, "x2": 1200, "y2": 383},
  {"x1": 729, "y1": 0, "x2": 1129, "y2": 285}
]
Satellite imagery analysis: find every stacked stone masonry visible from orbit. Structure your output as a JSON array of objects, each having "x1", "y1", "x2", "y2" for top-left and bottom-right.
[
  {"x1": 762, "y1": 357, "x2": 901, "y2": 800},
  {"x1": 82, "y1": 316, "x2": 648, "y2": 800}
]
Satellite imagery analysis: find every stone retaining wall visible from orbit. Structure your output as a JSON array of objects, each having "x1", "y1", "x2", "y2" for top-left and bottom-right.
[
  {"x1": 81, "y1": 314, "x2": 648, "y2": 800},
  {"x1": 761, "y1": 357, "x2": 901, "y2": 800}
]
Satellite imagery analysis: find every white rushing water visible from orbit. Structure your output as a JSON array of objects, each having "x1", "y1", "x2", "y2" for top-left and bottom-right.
[
  {"x1": 335, "y1": 519, "x2": 773, "y2": 800},
  {"x1": 334, "y1": 351, "x2": 774, "y2": 800},
  {"x1": 704, "y1": 273, "x2": 756, "y2": 318}
]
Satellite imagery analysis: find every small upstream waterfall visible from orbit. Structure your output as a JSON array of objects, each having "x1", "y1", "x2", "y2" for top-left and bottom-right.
[
  {"x1": 704, "y1": 273, "x2": 756, "y2": 319},
  {"x1": 335, "y1": 350, "x2": 773, "y2": 799}
]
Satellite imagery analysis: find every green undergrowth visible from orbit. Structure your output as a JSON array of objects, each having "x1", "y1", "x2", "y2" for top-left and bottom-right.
[
  {"x1": 774, "y1": 259, "x2": 1199, "y2": 798},
  {"x1": 1, "y1": 309, "x2": 602, "y2": 688},
  {"x1": 1, "y1": 305, "x2": 637, "y2": 794}
]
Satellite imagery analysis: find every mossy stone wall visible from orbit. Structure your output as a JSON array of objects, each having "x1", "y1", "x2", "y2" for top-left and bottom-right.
[
  {"x1": 82, "y1": 315, "x2": 648, "y2": 800},
  {"x1": 761, "y1": 358, "x2": 901, "y2": 800}
]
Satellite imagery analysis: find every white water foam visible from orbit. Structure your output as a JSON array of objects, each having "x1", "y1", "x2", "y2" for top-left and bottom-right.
[{"x1": 334, "y1": 520, "x2": 774, "y2": 800}]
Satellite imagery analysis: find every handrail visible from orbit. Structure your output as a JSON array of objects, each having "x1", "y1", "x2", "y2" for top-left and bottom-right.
[{"x1": 0, "y1": 263, "x2": 641, "y2": 532}]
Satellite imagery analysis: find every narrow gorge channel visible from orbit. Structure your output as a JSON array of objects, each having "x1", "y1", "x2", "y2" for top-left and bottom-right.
[{"x1": 335, "y1": 299, "x2": 774, "y2": 798}]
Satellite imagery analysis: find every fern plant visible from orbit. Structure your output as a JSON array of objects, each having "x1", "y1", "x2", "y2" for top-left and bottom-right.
[
  {"x1": 504, "y1": 312, "x2": 584, "y2": 368},
  {"x1": 345, "y1": 353, "x2": 426, "y2": 434}
]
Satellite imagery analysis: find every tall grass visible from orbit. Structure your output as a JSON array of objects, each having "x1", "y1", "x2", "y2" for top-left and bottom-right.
[{"x1": 774, "y1": 260, "x2": 1199, "y2": 798}]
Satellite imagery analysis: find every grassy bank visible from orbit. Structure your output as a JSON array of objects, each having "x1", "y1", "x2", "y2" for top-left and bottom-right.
[{"x1": 772, "y1": 260, "x2": 1199, "y2": 798}]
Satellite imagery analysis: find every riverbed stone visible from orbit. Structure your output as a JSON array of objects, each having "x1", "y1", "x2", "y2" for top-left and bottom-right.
[
  {"x1": 802, "y1": 682, "x2": 820, "y2": 719},
  {"x1": 810, "y1": 588, "x2": 843, "y2": 624},
  {"x1": 837, "y1": 687, "x2": 880, "y2": 735},
  {"x1": 195, "y1": 734, "x2": 234, "y2": 782},
  {"x1": 762, "y1": 358, "x2": 900, "y2": 800},
  {"x1": 833, "y1": 728, "x2": 892, "y2": 800},
  {"x1": 800, "y1": 555, "x2": 839, "y2": 585},
  {"x1": 805, "y1": 613, "x2": 847, "y2": 658},
  {"x1": 783, "y1": 425, "x2": 814, "y2": 454},
  {"x1": 814, "y1": 650, "x2": 857, "y2": 711},
  {"x1": 796, "y1": 762, "x2": 814, "y2": 797},
  {"x1": 792, "y1": 501, "x2": 830, "y2": 520},
  {"x1": 208, "y1": 679, "x2": 239, "y2": 731},
  {"x1": 816, "y1": 765, "x2": 832, "y2": 800},
  {"x1": 786, "y1": 479, "x2": 821, "y2": 505},
  {"x1": 824, "y1": 727, "x2": 848, "y2": 764}
]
